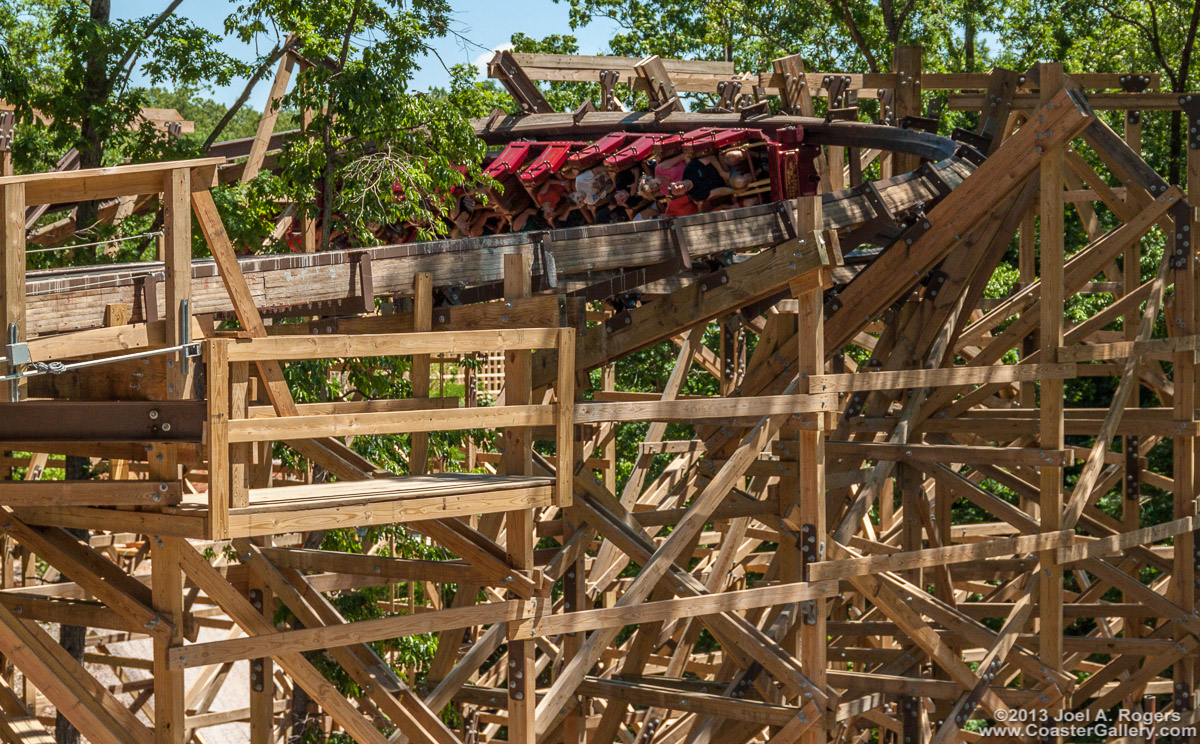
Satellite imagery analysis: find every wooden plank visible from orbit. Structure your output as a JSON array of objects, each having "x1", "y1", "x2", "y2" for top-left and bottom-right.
[
  {"x1": 228, "y1": 403, "x2": 556, "y2": 442},
  {"x1": 168, "y1": 600, "x2": 522, "y2": 669},
  {"x1": 809, "y1": 362, "x2": 1076, "y2": 392},
  {"x1": 206, "y1": 340, "x2": 230, "y2": 540},
  {"x1": 175, "y1": 540, "x2": 391, "y2": 743},
  {"x1": 226, "y1": 485, "x2": 552, "y2": 536},
  {"x1": 0, "y1": 480, "x2": 181, "y2": 506},
  {"x1": 410, "y1": 272, "x2": 432, "y2": 475},
  {"x1": 243, "y1": 50, "x2": 294, "y2": 182},
  {"x1": 814, "y1": 531, "x2": 1074, "y2": 581},
  {"x1": 555, "y1": 327, "x2": 575, "y2": 507},
  {"x1": 227, "y1": 328, "x2": 561, "y2": 361},
  {"x1": 510, "y1": 578, "x2": 837, "y2": 640},
  {"x1": 1057, "y1": 517, "x2": 1193, "y2": 563},
  {"x1": 574, "y1": 393, "x2": 837, "y2": 423},
  {"x1": 0, "y1": 600, "x2": 153, "y2": 744},
  {"x1": 511, "y1": 52, "x2": 734, "y2": 92},
  {"x1": 1057, "y1": 333, "x2": 1200, "y2": 362},
  {"x1": 0, "y1": 158, "x2": 223, "y2": 206},
  {"x1": 152, "y1": 537, "x2": 186, "y2": 744},
  {"x1": 258, "y1": 547, "x2": 490, "y2": 584},
  {"x1": 825, "y1": 441, "x2": 1073, "y2": 467}
]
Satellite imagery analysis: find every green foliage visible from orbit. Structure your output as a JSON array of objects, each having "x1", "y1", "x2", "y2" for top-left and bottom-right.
[{"x1": 226, "y1": 0, "x2": 490, "y2": 248}]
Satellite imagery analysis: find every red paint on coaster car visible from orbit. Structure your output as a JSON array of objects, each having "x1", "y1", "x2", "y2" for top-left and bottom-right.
[
  {"x1": 518, "y1": 142, "x2": 583, "y2": 186},
  {"x1": 768, "y1": 142, "x2": 821, "y2": 200},
  {"x1": 605, "y1": 133, "x2": 684, "y2": 169},
  {"x1": 682, "y1": 127, "x2": 758, "y2": 157},
  {"x1": 485, "y1": 142, "x2": 538, "y2": 178},
  {"x1": 566, "y1": 132, "x2": 633, "y2": 170}
]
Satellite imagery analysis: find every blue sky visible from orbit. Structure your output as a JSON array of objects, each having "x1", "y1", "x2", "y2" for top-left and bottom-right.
[{"x1": 115, "y1": 0, "x2": 622, "y2": 106}]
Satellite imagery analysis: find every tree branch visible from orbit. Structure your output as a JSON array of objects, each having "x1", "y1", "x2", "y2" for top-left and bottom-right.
[
  {"x1": 112, "y1": 0, "x2": 185, "y2": 81},
  {"x1": 203, "y1": 38, "x2": 295, "y2": 151}
]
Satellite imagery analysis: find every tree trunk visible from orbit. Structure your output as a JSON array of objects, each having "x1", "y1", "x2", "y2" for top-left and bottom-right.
[
  {"x1": 76, "y1": 0, "x2": 111, "y2": 257},
  {"x1": 55, "y1": 456, "x2": 90, "y2": 744},
  {"x1": 964, "y1": 1, "x2": 977, "y2": 71}
]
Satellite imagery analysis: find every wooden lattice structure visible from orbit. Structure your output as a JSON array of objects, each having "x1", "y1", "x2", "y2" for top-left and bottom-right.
[{"x1": 2, "y1": 48, "x2": 1200, "y2": 744}]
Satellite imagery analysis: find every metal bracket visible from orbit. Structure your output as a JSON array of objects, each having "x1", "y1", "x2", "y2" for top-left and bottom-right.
[
  {"x1": 951, "y1": 130, "x2": 991, "y2": 159},
  {"x1": 900, "y1": 115, "x2": 939, "y2": 134},
  {"x1": 604, "y1": 310, "x2": 634, "y2": 335},
  {"x1": 925, "y1": 269, "x2": 948, "y2": 299},
  {"x1": 876, "y1": 88, "x2": 895, "y2": 125},
  {"x1": 697, "y1": 269, "x2": 730, "y2": 293},
  {"x1": 715, "y1": 80, "x2": 742, "y2": 112},
  {"x1": 823, "y1": 292, "x2": 842, "y2": 320},
  {"x1": 599, "y1": 70, "x2": 621, "y2": 112},
  {"x1": 1124, "y1": 435, "x2": 1140, "y2": 501},
  {"x1": 0, "y1": 111, "x2": 13, "y2": 154},
  {"x1": 6, "y1": 323, "x2": 22, "y2": 402}
]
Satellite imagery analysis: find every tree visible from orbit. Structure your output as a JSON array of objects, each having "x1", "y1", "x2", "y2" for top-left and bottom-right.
[
  {"x1": 3, "y1": 0, "x2": 247, "y2": 243},
  {"x1": 226, "y1": 0, "x2": 490, "y2": 251}
]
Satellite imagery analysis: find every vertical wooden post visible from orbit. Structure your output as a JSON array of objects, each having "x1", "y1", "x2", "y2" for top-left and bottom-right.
[
  {"x1": 561, "y1": 370, "x2": 586, "y2": 744},
  {"x1": 164, "y1": 168, "x2": 191, "y2": 353},
  {"x1": 892, "y1": 46, "x2": 923, "y2": 174},
  {"x1": 1018, "y1": 203, "x2": 1038, "y2": 413},
  {"x1": 1173, "y1": 106, "x2": 1200, "y2": 734},
  {"x1": 249, "y1": 537, "x2": 275, "y2": 744},
  {"x1": 1037, "y1": 62, "x2": 1065, "y2": 736},
  {"x1": 206, "y1": 340, "x2": 231, "y2": 540},
  {"x1": 1, "y1": 182, "x2": 26, "y2": 403},
  {"x1": 152, "y1": 537, "x2": 185, "y2": 744},
  {"x1": 503, "y1": 252, "x2": 536, "y2": 743},
  {"x1": 555, "y1": 328, "x2": 575, "y2": 508},
  {"x1": 230, "y1": 361, "x2": 251, "y2": 508},
  {"x1": 411, "y1": 272, "x2": 432, "y2": 475},
  {"x1": 793, "y1": 198, "x2": 826, "y2": 744},
  {"x1": 601, "y1": 364, "x2": 617, "y2": 491}
]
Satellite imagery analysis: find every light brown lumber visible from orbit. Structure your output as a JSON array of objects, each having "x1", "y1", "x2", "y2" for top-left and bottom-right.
[
  {"x1": 174, "y1": 539, "x2": 391, "y2": 744},
  {"x1": 410, "y1": 272, "x2": 432, "y2": 475},
  {"x1": 242, "y1": 49, "x2": 294, "y2": 182},
  {"x1": 0, "y1": 158, "x2": 223, "y2": 206},
  {"x1": 257, "y1": 547, "x2": 490, "y2": 584},
  {"x1": 0, "y1": 599, "x2": 153, "y2": 744},
  {"x1": 152, "y1": 536, "x2": 186, "y2": 744},
  {"x1": 826, "y1": 440, "x2": 1073, "y2": 467},
  {"x1": 574, "y1": 393, "x2": 837, "y2": 423},
  {"x1": 228, "y1": 403, "x2": 555, "y2": 442},
  {"x1": 1, "y1": 182, "x2": 24, "y2": 402},
  {"x1": 1057, "y1": 333, "x2": 1200, "y2": 362},
  {"x1": 510, "y1": 578, "x2": 837, "y2": 640},
  {"x1": 502, "y1": 251, "x2": 538, "y2": 743},
  {"x1": 0, "y1": 509, "x2": 172, "y2": 640},
  {"x1": 168, "y1": 599, "x2": 523, "y2": 669},
  {"x1": 1057, "y1": 517, "x2": 1193, "y2": 563},
  {"x1": 206, "y1": 340, "x2": 231, "y2": 539},
  {"x1": 808, "y1": 362, "x2": 1076, "y2": 392},
  {"x1": 813, "y1": 531, "x2": 1074, "y2": 581},
  {"x1": 578, "y1": 677, "x2": 798, "y2": 727},
  {"x1": 0, "y1": 480, "x2": 181, "y2": 506},
  {"x1": 226, "y1": 328, "x2": 561, "y2": 361}
]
